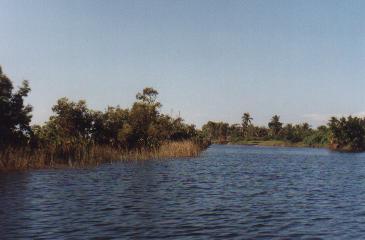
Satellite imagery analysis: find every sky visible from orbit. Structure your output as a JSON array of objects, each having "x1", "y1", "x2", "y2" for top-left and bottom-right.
[{"x1": 1, "y1": 0, "x2": 365, "y2": 128}]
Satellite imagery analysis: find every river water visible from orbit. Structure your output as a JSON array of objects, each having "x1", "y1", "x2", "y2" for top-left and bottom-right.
[{"x1": 1, "y1": 145, "x2": 365, "y2": 239}]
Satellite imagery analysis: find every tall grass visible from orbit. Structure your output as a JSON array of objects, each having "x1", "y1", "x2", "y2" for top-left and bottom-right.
[
  {"x1": 0, "y1": 140, "x2": 206, "y2": 171},
  {"x1": 121, "y1": 140, "x2": 202, "y2": 161}
]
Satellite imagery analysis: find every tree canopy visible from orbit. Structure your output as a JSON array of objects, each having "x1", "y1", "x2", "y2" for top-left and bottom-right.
[{"x1": 0, "y1": 66, "x2": 32, "y2": 147}]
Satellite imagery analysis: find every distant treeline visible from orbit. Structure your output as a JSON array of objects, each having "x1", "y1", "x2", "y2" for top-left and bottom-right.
[
  {"x1": 0, "y1": 66, "x2": 208, "y2": 170},
  {"x1": 202, "y1": 112, "x2": 365, "y2": 152}
]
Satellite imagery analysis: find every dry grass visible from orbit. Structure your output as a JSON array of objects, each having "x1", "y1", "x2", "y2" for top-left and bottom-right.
[
  {"x1": 0, "y1": 140, "x2": 205, "y2": 171},
  {"x1": 0, "y1": 145, "x2": 122, "y2": 170},
  {"x1": 121, "y1": 140, "x2": 202, "y2": 161},
  {"x1": 154, "y1": 140, "x2": 202, "y2": 158},
  {"x1": 0, "y1": 148, "x2": 48, "y2": 170}
]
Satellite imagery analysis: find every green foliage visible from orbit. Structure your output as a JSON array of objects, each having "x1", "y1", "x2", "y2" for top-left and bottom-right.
[
  {"x1": 30, "y1": 87, "x2": 201, "y2": 157},
  {"x1": 0, "y1": 66, "x2": 32, "y2": 147},
  {"x1": 136, "y1": 87, "x2": 161, "y2": 108},
  {"x1": 281, "y1": 123, "x2": 312, "y2": 143},
  {"x1": 4, "y1": 64, "x2": 365, "y2": 155},
  {"x1": 328, "y1": 116, "x2": 365, "y2": 151},
  {"x1": 303, "y1": 125, "x2": 329, "y2": 147},
  {"x1": 51, "y1": 98, "x2": 94, "y2": 141},
  {"x1": 0, "y1": 67, "x2": 206, "y2": 168},
  {"x1": 241, "y1": 112, "x2": 253, "y2": 138},
  {"x1": 92, "y1": 106, "x2": 129, "y2": 146},
  {"x1": 128, "y1": 100, "x2": 160, "y2": 148},
  {"x1": 202, "y1": 121, "x2": 229, "y2": 143},
  {"x1": 268, "y1": 115, "x2": 283, "y2": 138},
  {"x1": 228, "y1": 124, "x2": 242, "y2": 142},
  {"x1": 202, "y1": 113, "x2": 331, "y2": 148}
]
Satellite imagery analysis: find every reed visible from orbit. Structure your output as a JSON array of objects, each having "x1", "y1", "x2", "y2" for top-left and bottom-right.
[
  {"x1": 0, "y1": 140, "x2": 205, "y2": 171},
  {"x1": 154, "y1": 140, "x2": 202, "y2": 158},
  {"x1": 0, "y1": 148, "x2": 46, "y2": 170},
  {"x1": 120, "y1": 140, "x2": 203, "y2": 161}
]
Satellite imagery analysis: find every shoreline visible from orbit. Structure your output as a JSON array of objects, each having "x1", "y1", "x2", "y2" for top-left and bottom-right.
[
  {"x1": 227, "y1": 140, "x2": 365, "y2": 153},
  {"x1": 227, "y1": 140, "x2": 325, "y2": 149}
]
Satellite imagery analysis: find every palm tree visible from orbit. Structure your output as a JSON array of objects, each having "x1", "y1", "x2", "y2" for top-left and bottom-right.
[
  {"x1": 268, "y1": 115, "x2": 282, "y2": 137},
  {"x1": 241, "y1": 112, "x2": 253, "y2": 138}
]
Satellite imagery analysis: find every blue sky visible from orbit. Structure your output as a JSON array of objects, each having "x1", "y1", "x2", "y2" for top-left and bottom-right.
[{"x1": 1, "y1": 0, "x2": 365, "y2": 127}]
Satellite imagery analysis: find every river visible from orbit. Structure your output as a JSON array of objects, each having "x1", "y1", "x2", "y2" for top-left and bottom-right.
[{"x1": 1, "y1": 145, "x2": 365, "y2": 239}]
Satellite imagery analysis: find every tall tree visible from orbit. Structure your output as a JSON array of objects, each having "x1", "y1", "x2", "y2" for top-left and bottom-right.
[
  {"x1": 128, "y1": 87, "x2": 162, "y2": 148},
  {"x1": 202, "y1": 121, "x2": 229, "y2": 142},
  {"x1": 241, "y1": 112, "x2": 253, "y2": 138},
  {"x1": 0, "y1": 66, "x2": 32, "y2": 146},
  {"x1": 136, "y1": 87, "x2": 161, "y2": 108},
  {"x1": 268, "y1": 115, "x2": 282, "y2": 138}
]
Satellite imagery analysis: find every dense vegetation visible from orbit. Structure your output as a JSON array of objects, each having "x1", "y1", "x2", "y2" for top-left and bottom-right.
[
  {"x1": 328, "y1": 116, "x2": 365, "y2": 152},
  {"x1": 0, "y1": 66, "x2": 208, "y2": 170},
  {"x1": 0, "y1": 67, "x2": 32, "y2": 147},
  {"x1": 202, "y1": 112, "x2": 365, "y2": 152}
]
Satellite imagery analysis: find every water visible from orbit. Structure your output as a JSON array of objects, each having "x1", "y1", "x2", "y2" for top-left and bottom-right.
[{"x1": 2, "y1": 145, "x2": 365, "y2": 239}]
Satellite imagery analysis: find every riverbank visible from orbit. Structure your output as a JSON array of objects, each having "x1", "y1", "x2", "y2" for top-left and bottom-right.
[
  {"x1": 0, "y1": 140, "x2": 208, "y2": 171},
  {"x1": 229, "y1": 140, "x2": 326, "y2": 148},
  {"x1": 215, "y1": 140, "x2": 364, "y2": 153}
]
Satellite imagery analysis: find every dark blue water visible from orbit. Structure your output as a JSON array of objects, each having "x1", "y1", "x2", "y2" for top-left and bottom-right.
[{"x1": 2, "y1": 145, "x2": 365, "y2": 239}]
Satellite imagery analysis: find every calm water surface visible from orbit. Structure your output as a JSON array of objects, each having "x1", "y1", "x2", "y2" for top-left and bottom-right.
[{"x1": 2, "y1": 145, "x2": 365, "y2": 239}]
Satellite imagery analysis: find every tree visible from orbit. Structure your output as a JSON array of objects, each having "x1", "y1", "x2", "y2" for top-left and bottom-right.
[
  {"x1": 92, "y1": 107, "x2": 129, "y2": 147},
  {"x1": 303, "y1": 125, "x2": 329, "y2": 147},
  {"x1": 40, "y1": 98, "x2": 94, "y2": 150},
  {"x1": 136, "y1": 87, "x2": 161, "y2": 107},
  {"x1": 254, "y1": 126, "x2": 269, "y2": 139},
  {"x1": 241, "y1": 112, "x2": 253, "y2": 138},
  {"x1": 228, "y1": 123, "x2": 242, "y2": 141},
  {"x1": 0, "y1": 66, "x2": 32, "y2": 146},
  {"x1": 268, "y1": 115, "x2": 282, "y2": 138},
  {"x1": 202, "y1": 121, "x2": 229, "y2": 143},
  {"x1": 328, "y1": 116, "x2": 365, "y2": 151},
  {"x1": 281, "y1": 123, "x2": 312, "y2": 142},
  {"x1": 128, "y1": 87, "x2": 162, "y2": 148}
]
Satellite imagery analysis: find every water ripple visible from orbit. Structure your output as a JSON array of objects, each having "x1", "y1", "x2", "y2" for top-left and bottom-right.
[{"x1": 1, "y1": 145, "x2": 365, "y2": 239}]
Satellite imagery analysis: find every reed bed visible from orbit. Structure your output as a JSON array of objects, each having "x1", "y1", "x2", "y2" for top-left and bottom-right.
[
  {"x1": 0, "y1": 140, "x2": 205, "y2": 171},
  {"x1": 120, "y1": 140, "x2": 202, "y2": 161},
  {"x1": 153, "y1": 140, "x2": 202, "y2": 158},
  {"x1": 0, "y1": 148, "x2": 48, "y2": 171}
]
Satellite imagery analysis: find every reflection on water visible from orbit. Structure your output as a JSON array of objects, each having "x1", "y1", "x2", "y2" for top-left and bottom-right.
[{"x1": 2, "y1": 145, "x2": 365, "y2": 239}]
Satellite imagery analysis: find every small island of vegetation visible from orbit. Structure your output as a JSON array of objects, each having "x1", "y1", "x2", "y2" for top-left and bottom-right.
[{"x1": 0, "y1": 66, "x2": 209, "y2": 170}]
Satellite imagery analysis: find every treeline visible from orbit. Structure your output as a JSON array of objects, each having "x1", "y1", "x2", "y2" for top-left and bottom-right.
[
  {"x1": 0, "y1": 66, "x2": 208, "y2": 169},
  {"x1": 202, "y1": 112, "x2": 365, "y2": 152}
]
